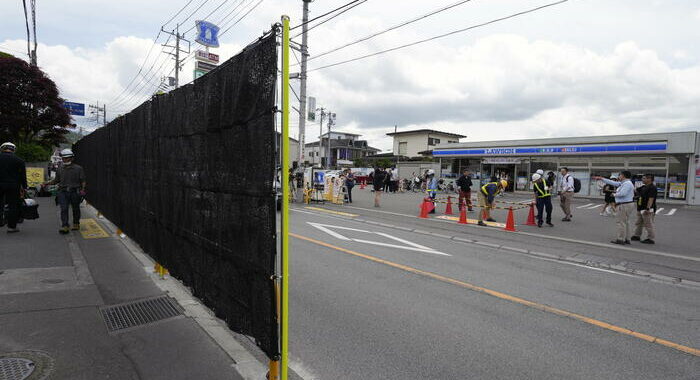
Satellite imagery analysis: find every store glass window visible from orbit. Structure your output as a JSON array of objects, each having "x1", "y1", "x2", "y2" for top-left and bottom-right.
[
  {"x1": 667, "y1": 155, "x2": 689, "y2": 200},
  {"x1": 516, "y1": 161, "x2": 529, "y2": 190}
]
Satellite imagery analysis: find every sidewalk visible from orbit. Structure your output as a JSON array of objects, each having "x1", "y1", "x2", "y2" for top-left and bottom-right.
[{"x1": 0, "y1": 198, "x2": 264, "y2": 379}]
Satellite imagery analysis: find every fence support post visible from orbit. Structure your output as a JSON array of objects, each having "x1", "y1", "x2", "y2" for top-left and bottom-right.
[{"x1": 280, "y1": 15, "x2": 291, "y2": 380}]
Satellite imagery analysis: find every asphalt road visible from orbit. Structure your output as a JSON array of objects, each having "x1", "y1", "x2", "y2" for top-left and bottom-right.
[{"x1": 285, "y1": 198, "x2": 700, "y2": 379}]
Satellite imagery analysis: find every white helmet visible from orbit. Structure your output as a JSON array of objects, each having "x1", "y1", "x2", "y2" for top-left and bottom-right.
[
  {"x1": 535, "y1": 169, "x2": 544, "y2": 175},
  {"x1": 0, "y1": 142, "x2": 16, "y2": 152},
  {"x1": 60, "y1": 149, "x2": 74, "y2": 158},
  {"x1": 426, "y1": 169, "x2": 435, "y2": 176},
  {"x1": 532, "y1": 173, "x2": 541, "y2": 181}
]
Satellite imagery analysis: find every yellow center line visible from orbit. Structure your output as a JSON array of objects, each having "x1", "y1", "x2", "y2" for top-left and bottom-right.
[
  {"x1": 303, "y1": 206, "x2": 358, "y2": 217},
  {"x1": 290, "y1": 232, "x2": 699, "y2": 357}
]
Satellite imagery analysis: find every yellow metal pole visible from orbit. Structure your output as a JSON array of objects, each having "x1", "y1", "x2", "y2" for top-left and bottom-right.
[{"x1": 280, "y1": 15, "x2": 291, "y2": 380}]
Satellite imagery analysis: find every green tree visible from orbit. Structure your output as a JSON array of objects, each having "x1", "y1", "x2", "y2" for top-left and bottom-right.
[
  {"x1": 375, "y1": 158, "x2": 393, "y2": 169},
  {"x1": 15, "y1": 142, "x2": 51, "y2": 162},
  {"x1": 0, "y1": 55, "x2": 73, "y2": 148},
  {"x1": 353, "y1": 158, "x2": 367, "y2": 167}
]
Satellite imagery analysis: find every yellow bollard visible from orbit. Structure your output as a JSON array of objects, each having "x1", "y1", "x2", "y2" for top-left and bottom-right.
[{"x1": 268, "y1": 360, "x2": 280, "y2": 380}]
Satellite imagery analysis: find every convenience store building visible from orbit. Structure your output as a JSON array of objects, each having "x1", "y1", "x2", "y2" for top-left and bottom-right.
[{"x1": 432, "y1": 131, "x2": 700, "y2": 205}]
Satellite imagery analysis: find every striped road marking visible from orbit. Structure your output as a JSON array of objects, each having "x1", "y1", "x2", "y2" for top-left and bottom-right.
[
  {"x1": 79, "y1": 218, "x2": 110, "y2": 239},
  {"x1": 666, "y1": 208, "x2": 677, "y2": 216},
  {"x1": 577, "y1": 203, "x2": 595, "y2": 209},
  {"x1": 291, "y1": 233, "x2": 699, "y2": 357},
  {"x1": 304, "y1": 207, "x2": 358, "y2": 217},
  {"x1": 655, "y1": 208, "x2": 665, "y2": 215},
  {"x1": 586, "y1": 204, "x2": 602, "y2": 209}
]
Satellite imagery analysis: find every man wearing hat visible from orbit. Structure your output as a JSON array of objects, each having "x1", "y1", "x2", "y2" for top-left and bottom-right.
[
  {"x1": 531, "y1": 172, "x2": 553, "y2": 227},
  {"x1": 477, "y1": 179, "x2": 508, "y2": 226},
  {"x1": 44, "y1": 149, "x2": 86, "y2": 234},
  {"x1": 0, "y1": 142, "x2": 27, "y2": 233}
]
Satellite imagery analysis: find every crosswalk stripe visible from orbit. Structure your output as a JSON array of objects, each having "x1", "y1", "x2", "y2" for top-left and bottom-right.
[
  {"x1": 586, "y1": 204, "x2": 602, "y2": 209},
  {"x1": 577, "y1": 203, "x2": 594, "y2": 209},
  {"x1": 655, "y1": 208, "x2": 664, "y2": 215},
  {"x1": 666, "y1": 208, "x2": 676, "y2": 216}
]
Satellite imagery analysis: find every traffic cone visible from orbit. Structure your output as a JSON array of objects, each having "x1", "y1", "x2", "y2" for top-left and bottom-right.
[
  {"x1": 525, "y1": 203, "x2": 537, "y2": 226},
  {"x1": 504, "y1": 206, "x2": 516, "y2": 232},
  {"x1": 458, "y1": 201, "x2": 468, "y2": 224},
  {"x1": 445, "y1": 196, "x2": 454, "y2": 215},
  {"x1": 360, "y1": 180, "x2": 366, "y2": 189},
  {"x1": 419, "y1": 198, "x2": 430, "y2": 218}
]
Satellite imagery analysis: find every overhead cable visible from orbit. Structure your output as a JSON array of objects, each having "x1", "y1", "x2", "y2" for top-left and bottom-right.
[
  {"x1": 309, "y1": 0, "x2": 569, "y2": 72},
  {"x1": 290, "y1": 0, "x2": 364, "y2": 31}
]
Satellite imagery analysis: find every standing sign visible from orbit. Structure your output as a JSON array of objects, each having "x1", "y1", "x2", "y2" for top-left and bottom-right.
[
  {"x1": 195, "y1": 60, "x2": 218, "y2": 72},
  {"x1": 26, "y1": 167, "x2": 44, "y2": 188},
  {"x1": 195, "y1": 50, "x2": 219, "y2": 63},
  {"x1": 63, "y1": 101, "x2": 85, "y2": 116},
  {"x1": 193, "y1": 69, "x2": 206, "y2": 79},
  {"x1": 307, "y1": 97, "x2": 316, "y2": 121},
  {"x1": 195, "y1": 20, "x2": 220, "y2": 48}
]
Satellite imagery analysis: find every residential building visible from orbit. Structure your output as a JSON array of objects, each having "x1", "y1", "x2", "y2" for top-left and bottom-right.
[
  {"x1": 275, "y1": 132, "x2": 300, "y2": 168},
  {"x1": 305, "y1": 131, "x2": 380, "y2": 168},
  {"x1": 387, "y1": 129, "x2": 465, "y2": 158}
]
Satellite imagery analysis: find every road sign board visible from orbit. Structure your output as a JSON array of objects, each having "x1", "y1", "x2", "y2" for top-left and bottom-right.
[
  {"x1": 193, "y1": 69, "x2": 206, "y2": 79},
  {"x1": 195, "y1": 50, "x2": 219, "y2": 63},
  {"x1": 63, "y1": 101, "x2": 85, "y2": 116},
  {"x1": 195, "y1": 60, "x2": 218, "y2": 72},
  {"x1": 195, "y1": 20, "x2": 220, "y2": 48}
]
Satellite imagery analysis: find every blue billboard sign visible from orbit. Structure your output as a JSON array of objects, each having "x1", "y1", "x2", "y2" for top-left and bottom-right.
[
  {"x1": 63, "y1": 101, "x2": 85, "y2": 116},
  {"x1": 433, "y1": 143, "x2": 667, "y2": 157},
  {"x1": 195, "y1": 20, "x2": 220, "y2": 48}
]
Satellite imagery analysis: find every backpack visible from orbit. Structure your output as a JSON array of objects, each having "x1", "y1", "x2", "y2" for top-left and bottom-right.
[{"x1": 573, "y1": 177, "x2": 581, "y2": 193}]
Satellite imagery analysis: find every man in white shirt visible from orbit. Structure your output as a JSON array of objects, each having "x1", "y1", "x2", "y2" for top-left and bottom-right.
[
  {"x1": 594, "y1": 170, "x2": 636, "y2": 245},
  {"x1": 557, "y1": 167, "x2": 575, "y2": 222}
]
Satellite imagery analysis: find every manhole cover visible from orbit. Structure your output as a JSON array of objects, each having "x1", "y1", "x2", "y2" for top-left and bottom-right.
[
  {"x1": 40, "y1": 279, "x2": 64, "y2": 284},
  {"x1": 0, "y1": 351, "x2": 53, "y2": 380}
]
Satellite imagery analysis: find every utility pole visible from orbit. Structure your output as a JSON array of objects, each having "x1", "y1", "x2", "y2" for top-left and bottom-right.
[
  {"x1": 161, "y1": 24, "x2": 190, "y2": 88},
  {"x1": 89, "y1": 102, "x2": 107, "y2": 126},
  {"x1": 297, "y1": 0, "x2": 312, "y2": 169},
  {"x1": 327, "y1": 112, "x2": 336, "y2": 169},
  {"x1": 316, "y1": 107, "x2": 326, "y2": 168}
]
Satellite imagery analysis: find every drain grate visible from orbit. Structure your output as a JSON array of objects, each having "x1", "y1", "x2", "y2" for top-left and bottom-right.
[
  {"x1": 0, "y1": 358, "x2": 34, "y2": 380},
  {"x1": 100, "y1": 296, "x2": 183, "y2": 332},
  {"x1": 0, "y1": 351, "x2": 53, "y2": 380}
]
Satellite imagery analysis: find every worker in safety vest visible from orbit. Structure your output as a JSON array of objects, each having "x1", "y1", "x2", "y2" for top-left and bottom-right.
[
  {"x1": 425, "y1": 169, "x2": 439, "y2": 214},
  {"x1": 532, "y1": 173, "x2": 553, "y2": 227},
  {"x1": 477, "y1": 179, "x2": 507, "y2": 226}
]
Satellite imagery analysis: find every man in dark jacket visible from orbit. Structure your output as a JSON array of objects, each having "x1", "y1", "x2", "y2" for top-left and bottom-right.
[
  {"x1": 456, "y1": 169, "x2": 473, "y2": 211},
  {"x1": 0, "y1": 142, "x2": 27, "y2": 233}
]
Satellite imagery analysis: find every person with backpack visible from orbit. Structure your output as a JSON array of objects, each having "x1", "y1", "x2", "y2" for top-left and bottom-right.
[
  {"x1": 593, "y1": 171, "x2": 635, "y2": 245},
  {"x1": 557, "y1": 167, "x2": 575, "y2": 221},
  {"x1": 0, "y1": 142, "x2": 27, "y2": 233}
]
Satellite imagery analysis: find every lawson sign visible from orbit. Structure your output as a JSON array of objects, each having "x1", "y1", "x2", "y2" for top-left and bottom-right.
[{"x1": 433, "y1": 142, "x2": 668, "y2": 157}]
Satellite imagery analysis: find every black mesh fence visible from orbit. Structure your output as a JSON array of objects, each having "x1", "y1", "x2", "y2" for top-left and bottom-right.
[{"x1": 74, "y1": 32, "x2": 279, "y2": 359}]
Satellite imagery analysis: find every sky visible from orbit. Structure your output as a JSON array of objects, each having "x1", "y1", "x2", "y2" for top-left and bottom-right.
[{"x1": 2, "y1": 0, "x2": 699, "y2": 152}]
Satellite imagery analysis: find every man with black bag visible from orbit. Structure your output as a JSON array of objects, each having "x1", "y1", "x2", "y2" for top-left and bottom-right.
[
  {"x1": 43, "y1": 149, "x2": 86, "y2": 234},
  {"x1": 0, "y1": 142, "x2": 27, "y2": 233}
]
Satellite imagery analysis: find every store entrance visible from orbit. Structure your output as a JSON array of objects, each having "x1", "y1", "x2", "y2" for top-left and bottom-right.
[{"x1": 482, "y1": 163, "x2": 516, "y2": 192}]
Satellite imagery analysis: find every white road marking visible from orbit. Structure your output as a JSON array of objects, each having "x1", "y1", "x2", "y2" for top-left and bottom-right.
[
  {"x1": 665, "y1": 208, "x2": 677, "y2": 216},
  {"x1": 577, "y1": 203, "x2": 595, "y2": 209},
  {"x1": 586, "y1": 204, "x2": 603, "y2": 209},
  {"x1": 655, "y1": 208, "x2": 665, "y2": 215},
  {"x1": 307, "y1": 222, "x2": 450, "y2": 256}
]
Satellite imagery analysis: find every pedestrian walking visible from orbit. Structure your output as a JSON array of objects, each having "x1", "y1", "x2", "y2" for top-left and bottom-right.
[
  {"x1": 390, "y1": 167, "x2": 399, "y2": 193},
  {"x1": 631, "y1": 174, "x2": 657, "y2": 244},
  {"x1": 532, "y1": 173, "x2": 553, "y2": 227},
  {"x1": 477, "y1": 179, "x2": 507, "y2": 226},
  {"x1": 344, "y1": 169, "x2": 355, "y2": 203},
  {"x1": 456, "y1": 169, "x2": 473, "y2": 211},
  {"x1": 600, "y1": 176, "x2": 617, "y2": 216},
  {"x1": 426, "y1": 169, "x2": 439, "y2": 214},
  {"x1": 593, "y1": 171, "x2": 635, "y2": 245},
  {"x1": 558, "y1": 167, "x2": 575, "y2": 221},
  {"x1": 372, "y1": 167, "x2": 386, "y2": 207},
  {"x1": 0, "y1": 142, "x2": 27, "y2": 233},
  {"x1": 43, "y1": 149, "x2": 86, "y2": 234}
]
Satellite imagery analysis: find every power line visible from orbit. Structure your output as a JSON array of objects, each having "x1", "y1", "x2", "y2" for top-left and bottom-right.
[
  {"x1": 290, "y1": 0, "x2": 363, "y2": 31},
  {"x1": 183, "y1": 0, "x2": 235, "y2": 34},
  {"x1": 219, "y1": 0, "x2": 265, "y2": 36},
  {"x1": 163, "y1": 0, "x2": 196, "y2": 27},
  {"x1": 291, "y1": 0, "x2": 368, "y2": 39},
  {"x1": 306, "y1": 0, "x2": 473, "y2": 64},
  {"x1": 309, "y1": 0, "x2": 569, "y2": 72}
]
